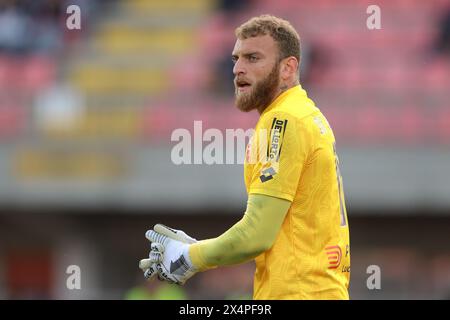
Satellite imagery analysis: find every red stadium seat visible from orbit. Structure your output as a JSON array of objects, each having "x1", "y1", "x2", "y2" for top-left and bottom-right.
[{"x1": 21, "y1": 56, "x2": 56, "y2": 93}]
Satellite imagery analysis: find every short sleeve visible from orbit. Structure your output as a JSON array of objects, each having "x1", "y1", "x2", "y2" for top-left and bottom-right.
[{"x1": 247, "y1": 112, "x2": 310, "y2": 202}]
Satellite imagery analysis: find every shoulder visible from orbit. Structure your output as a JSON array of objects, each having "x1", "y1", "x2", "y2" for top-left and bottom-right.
[{"x1": 260, "y1": 104, "x2": 320, "y2": 135}]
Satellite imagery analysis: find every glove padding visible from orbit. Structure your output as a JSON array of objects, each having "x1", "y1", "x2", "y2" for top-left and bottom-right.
[
  {"x1": 139, "y1": 224, "x2": 198, "y2": 285},
  {"x1": 152, "y1": 224, "x2": 197, "y2": 244},
  {"x1": 139, "y1": 242, "x2": 164, "y2": 280},
  {"x1": 147, "y1": 224, "x2": 198, "y2": 285}
]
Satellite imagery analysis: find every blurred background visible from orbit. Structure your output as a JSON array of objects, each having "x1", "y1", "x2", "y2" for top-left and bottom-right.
[{"x1": 0, "y1": 0, "x2": 449, "y2": 300}]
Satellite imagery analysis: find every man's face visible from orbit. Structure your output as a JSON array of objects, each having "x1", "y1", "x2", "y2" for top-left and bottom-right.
[{"x1": 232, "y1": 35, "x2": 281, "y2": 113}]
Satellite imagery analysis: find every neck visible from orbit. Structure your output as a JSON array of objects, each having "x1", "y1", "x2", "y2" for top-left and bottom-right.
[{"x1": 257, "y1": 79, "x2": 299, "y2": 114}]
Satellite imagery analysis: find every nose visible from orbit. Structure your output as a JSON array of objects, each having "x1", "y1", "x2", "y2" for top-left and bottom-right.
[{"x1": 233, "y1": 59, "x2": 246, "y2": 76}]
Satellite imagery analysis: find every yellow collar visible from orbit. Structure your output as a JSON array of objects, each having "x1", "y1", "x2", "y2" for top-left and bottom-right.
[{"x1": 261, "y1": 85, "x2": 306, "y2": 116}]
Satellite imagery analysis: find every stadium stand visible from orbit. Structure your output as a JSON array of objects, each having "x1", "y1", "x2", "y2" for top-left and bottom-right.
[{"x1": 143, "y1": 0, "x2": 450, "y2": 144}]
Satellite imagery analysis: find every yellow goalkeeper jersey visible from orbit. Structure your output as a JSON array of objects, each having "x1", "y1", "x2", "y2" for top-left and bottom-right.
[{"x1": 244, "y1": 85, "x2": 350, "y2": 300}]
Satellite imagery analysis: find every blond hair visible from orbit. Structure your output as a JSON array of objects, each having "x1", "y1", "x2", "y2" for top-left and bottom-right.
[{"x1": 235, "y1": 15, "x2": 300, "y2": 64}]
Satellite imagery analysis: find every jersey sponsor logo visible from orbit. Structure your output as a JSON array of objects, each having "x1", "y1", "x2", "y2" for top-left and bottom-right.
[
  {"x1": 259, "y1": 167, "x2": 276, "y2": 182},
  {"x1": 325, "y1": 245, "x2": 342, "y2": 269},
  {"x1": 267, "y1": 118, "x2": 288, "y2": 162}
]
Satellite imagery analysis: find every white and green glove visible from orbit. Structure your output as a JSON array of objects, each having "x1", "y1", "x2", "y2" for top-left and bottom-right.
[{"x1": 139, "y1": 224, "x2": 198, "y2": 285}]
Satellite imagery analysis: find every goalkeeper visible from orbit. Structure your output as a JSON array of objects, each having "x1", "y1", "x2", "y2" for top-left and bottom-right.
[{"x1": 140, "y1": 15, "x2": 350, "y2": 300}]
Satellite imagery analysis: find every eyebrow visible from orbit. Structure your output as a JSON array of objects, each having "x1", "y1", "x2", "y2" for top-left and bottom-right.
[{"x1": 231, "y1": 52, "x2": 263, "y2": 59}]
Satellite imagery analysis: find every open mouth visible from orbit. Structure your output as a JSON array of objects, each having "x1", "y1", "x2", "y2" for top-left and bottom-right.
[{"x1": 235, "y1": 80, "x2": 252, "y2": 90}]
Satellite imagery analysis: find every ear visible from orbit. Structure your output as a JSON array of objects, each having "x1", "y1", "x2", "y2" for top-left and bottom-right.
[{"x1": 280, "y1": 57, "x2": 299, "y2": 80}]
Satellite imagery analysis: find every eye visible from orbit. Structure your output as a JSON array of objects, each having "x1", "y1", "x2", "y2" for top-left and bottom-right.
[
  {"x1": 231, "y1": 56, "x2": 238, "y2": 64},
  {"x1": 249, "y1": 55, "x2": 258, "y2": 62}
]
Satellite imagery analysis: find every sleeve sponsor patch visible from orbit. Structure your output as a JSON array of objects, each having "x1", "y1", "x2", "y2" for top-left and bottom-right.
[{"x1": 267, "y1": 117, "x2": 288, "y2": 162}]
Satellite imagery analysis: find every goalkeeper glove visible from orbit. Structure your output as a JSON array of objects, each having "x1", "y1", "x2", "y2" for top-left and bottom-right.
[
  {"x1": 144, "y1": 224, "x2": 198, "y2": 285},
  {"x1": 151, "y1": 224, "x2": 197, "y2": 244},
  {"x1": 139, "y1": 242, "x2": 164, "y2": 280}
]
